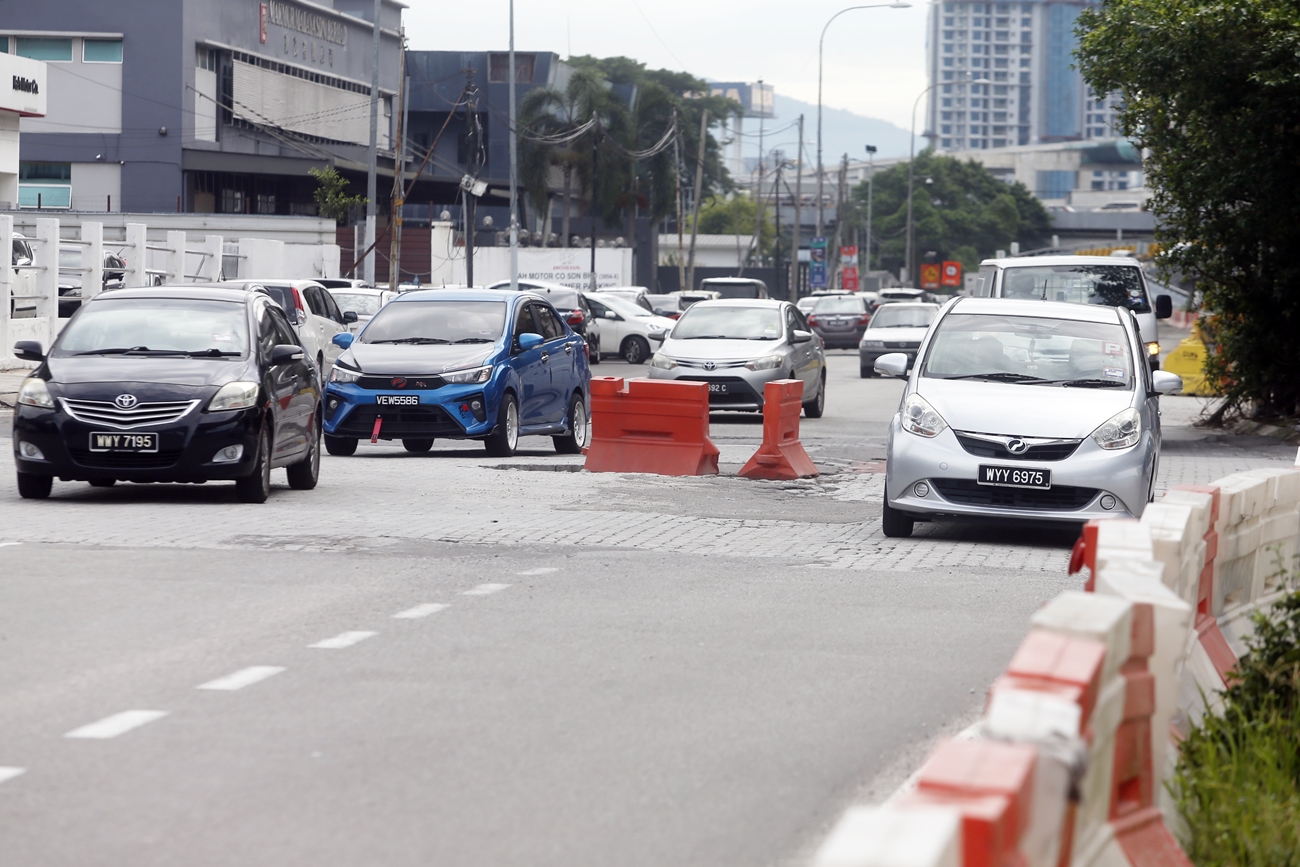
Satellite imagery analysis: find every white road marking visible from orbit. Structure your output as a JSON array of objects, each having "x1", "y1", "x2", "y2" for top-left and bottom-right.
[
  {"x1": 463, "y1": 583, "x2": 511, "y2": 596},
  {"x1": 65, "y1": 710, "x2": 169, "y2": 739},
  {"x1": 0, "y1": 767, "x2": 25, "y2": 784},
  {"x1": 516, "y1": 567, "x2": 558, "y2": 576},
  {"x1": 0, "y1": 542, "x2": 21, "y2": 548},
  {"x1": 392, "y1": 603, "x2": 449, "y2": 619},
  {"x1": 196, "y1": 666, "x2": 285, "y2": 691},
  {"x1": 309, "y1": 630, "x2": 377, "y2": 649}
]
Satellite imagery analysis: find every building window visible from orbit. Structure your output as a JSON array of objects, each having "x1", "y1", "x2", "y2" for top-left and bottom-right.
[
  {"x1": 83, "y1": 39, "x2": 123, "y2": 63},
  {"x1": 944, "y1": 16, "x2": 954, "y2": 25},
  {"x1": 18, "y1": 162, "x2": 73, "y2": 209},
  {"x1": 995, "y1": 58, "x2": 1008, "y2": 67},
  {"x1": 222, "y1": 189, "x2": 245, "y2": 213},
  {"x1": 0, "y1": 36, "x2": 8, "y2": 53},
  {"x1": 944, "y1": 43, "x2": 954, "y2": 53},
  {"x1": 941, "y1": 125, "x2": 952, "y2": 134},
  {"x1": 993, "y1": 139, "x2": 1006, "y2": 147},
  {"x1": 488, "y1": 53, "x2": 535, "y2": 83},
  {"x1": 941, "y1": 138, "x2": 952, "y2": 148},
  {"x1": 944, "y1": 58, "x2": 954, "y2": 67},
  {"x1": 197, "y1": 46, "x2": 217, "y2": 71},
  {"x1": 16, "y1": 37, "x2": 72, "y2": 61},
  {"x1": 256, "y1": 194, "x2": 276, "y2": 214},
  {"x1": 1037, "y1": 170, "x2": 1076, "y2": 199}
]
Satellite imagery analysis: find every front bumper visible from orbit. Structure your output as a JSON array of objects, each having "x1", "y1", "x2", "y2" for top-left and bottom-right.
[
  {"x1": 885, "y1": 417, "x2": 1155, "y2": 522},
  {"x1": 646, "y1": 364, "x2": 789, "y2": 410},
  {"x1": 324, "y1": 380, "x2": 496, "y2": 440}
]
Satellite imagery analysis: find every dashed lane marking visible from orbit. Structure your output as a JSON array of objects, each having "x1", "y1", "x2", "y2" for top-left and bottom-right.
[
  {"x1": 463, "y1": 583, "x2": 511, "y2": 596},
  {"x1": 65, "y1": 710, "x2": 169, "y2": 739},
  {"x1": 309, "y1": 631, "x2": 377, "y2": 650},
  {"x1": 392, "y1": 603, "x2": 449, "y2": 619},
  {"x1": 196, "y1": 666, "x2": 286, "y2": 691},
  {"x1": 516, "y1": 567, "x2": 558, "y2": 576},
  {"x1": 0, "y1": 767, "x2": 25, "y2": 785},
  {"x1": 0, "y1": 542, "x2": 20, "y2": 548}
]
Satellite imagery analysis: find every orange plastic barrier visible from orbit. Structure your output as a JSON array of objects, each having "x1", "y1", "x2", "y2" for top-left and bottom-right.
[
  {"x1": 738, "y1": 379, "x2": 819, "y2": 480},
  {"x1": 584, "y1": 377, "x2": 720, "y2": 476}
]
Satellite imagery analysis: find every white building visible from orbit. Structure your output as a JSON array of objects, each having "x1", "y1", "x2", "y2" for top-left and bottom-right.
[{"x1": 0, "y1": 52, "x2": 48, "y2": 210}]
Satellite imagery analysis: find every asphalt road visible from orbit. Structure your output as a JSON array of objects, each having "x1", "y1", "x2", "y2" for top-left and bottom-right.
[{"x1": 0, "y1": 351, "x2": 1290, "y2": 866}]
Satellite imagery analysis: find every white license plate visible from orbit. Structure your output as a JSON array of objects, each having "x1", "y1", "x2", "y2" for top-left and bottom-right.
[
  {"x1": 376, "y1": 395, "x2": 419, "y2": 406},
  {"x1": 977, "y1": 465, "x2": 1051, "y2": 489},
  {"x1": 707, "y1": 383, "x2": 729, "y2": 393},
  {"x1": 89, "y1": 432, "x2": 159, "y2": 453}
]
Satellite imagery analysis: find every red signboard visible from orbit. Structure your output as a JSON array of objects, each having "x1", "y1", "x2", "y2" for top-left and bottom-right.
[
  {"x1": 941, "y1": 260, "x2": 963, "y2": 287},
  {"x1": 840, "y1": 245, "x2": 859, "y2": 292},
  {"x1": 920, "y1": 263, "x2": 941, "y2": 290}
]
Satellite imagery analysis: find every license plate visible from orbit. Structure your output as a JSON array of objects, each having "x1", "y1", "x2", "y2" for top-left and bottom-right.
[
  {"x1": 376, "y1": 395, "x2": 419, "y2": 406},
  {"x1": 89, "y1": 432, "x2": 159, "y2": 453},
  {"x1": 707, "y1": 383, "x2": 729, "y2": 393},
  {"x1": 978, "y1": 465, "x2": 1051, "y2": 489}
]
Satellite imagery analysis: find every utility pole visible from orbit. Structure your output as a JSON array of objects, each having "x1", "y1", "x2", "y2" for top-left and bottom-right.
[
  {"x1": 833, "y1": 153, "x2": 848, "y2": 289},
  {"x1": 589, "y1": 127, "x2": 600, "y2": 291},
  {"x1": 465, "y1": 71, "x2": 478, "y2": 287},
  {"x1": 364, "y1": 0, "x2": 382, "y2": 285},
  {"x1": 673, "y1": 112, "x2": 686, "y2": 293},
  {"x1": 793, "y1": 114, "x2": 803, "y2": 299},
  {"x1": 387, "y1": 33, "x2": 406, "y2": 289},
  {"x1": 864, "y1": 144, "x2": 876, "y2": 272},
  {"x1": 748, "y1": 81, "x2": 766, "y2": 278},
  {"x1": 773, "y1": 159, "x2": 783, "y2": 299},
  {"x1": 508, "y1": 0, "x2": 519, "y2": 292},
  {"x1": 685, "y1": 108, "x2": 708, "y2": 295}
]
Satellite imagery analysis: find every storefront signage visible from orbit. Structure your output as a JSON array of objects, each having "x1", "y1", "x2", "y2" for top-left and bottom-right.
[
  {"x1": 263, "y1": 0, "x2": 347, "y2": 46},
  {"x1": 12, "y1": 76, "x2": 38, "y2": 95}
]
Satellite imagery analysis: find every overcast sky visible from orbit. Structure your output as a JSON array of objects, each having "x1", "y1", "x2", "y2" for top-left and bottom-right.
[{"x1": 402, "y1": 1, "x2": 929, "y2": 146}]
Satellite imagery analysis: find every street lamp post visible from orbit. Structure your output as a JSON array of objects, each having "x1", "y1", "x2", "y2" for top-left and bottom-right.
[
  {"x1": 816, "y1": 2, "x2": 910, "y2": 242},
  {"x1": 864, "y1": 144, "x2": 876, "y2": 272}
]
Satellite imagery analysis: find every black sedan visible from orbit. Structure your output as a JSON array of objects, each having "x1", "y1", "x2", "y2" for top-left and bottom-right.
[{"x1": 11, "y1": 285, "x2": 321, "y2": 503}]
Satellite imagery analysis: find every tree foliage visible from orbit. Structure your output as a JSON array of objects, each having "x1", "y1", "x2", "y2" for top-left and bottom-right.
[
  {"x1": 692, "y1": 194, "x2": 775, "y2": 264},
  {"x1": 308, "y1": 166, "x2": 365, "y2": 223},
  {"x1": 1077, "y1": 0, "x2": 1300, "y2": 418}
]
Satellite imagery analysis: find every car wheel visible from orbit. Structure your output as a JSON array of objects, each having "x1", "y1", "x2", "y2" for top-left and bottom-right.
[
  {"x1": 287, "y1": 416, "x2": 321, "y2": 490},
  {"x1": 881, "y1": 485, "x2": 914, "y2": 538},
  {"x1": 317, "y1": 352, "x2": 325, "y2": 375},
  {"x1": 324, "y1": 434, "x2": 358, "y2": 456},
  {"x1": 803, "y1": 372, "x2": 826, "y2": 418},
  {"x1": 588, "y1": 335, "x2": 601, "y2": 365},
  {"x1": 553, "y1": 392, "x2": 589, "y2": 455},
  {"x1": 860, "y1": 365, "x2": 875, "y2": 378},
  {"x1": 235, "y1": 428, "x2": 272, "y2": 504},
  {"x1": 16, "y1": 473, "x2": 53, "y2": 500},
  {"x1": 623, "y1": 336, "x2": 650, "y2": 365},
  {"x1": 88, "y1": 478, "x2": 117, "y2": 488},
  {"x1": 403, "y1": 438, "x2": 434, "y2": 453},
  {"x1": 484, "y1": 393, "x2": 520, "y2": 457}
]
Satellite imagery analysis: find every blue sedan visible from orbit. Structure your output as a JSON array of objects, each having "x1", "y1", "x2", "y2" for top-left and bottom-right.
[{"x1": 322, "y1": 289, "x2": 590, "y2": 457}]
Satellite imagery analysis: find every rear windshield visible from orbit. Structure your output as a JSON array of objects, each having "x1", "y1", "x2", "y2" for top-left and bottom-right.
[
  {"x1": 1000, "y1": 265, "x2": 1151, "y2": 313},
  {"x1": 703, "y1": 281, "x2": 762, "y2": 299},
  {"x1": 532, "y1": 288, "x2": 582, "y2": 310},
  {"x1": 813, "y1": 296, "x2": 866, "y2": 313},
  {"x1": 55, "y1": 298, "x2": 249, "y2": 357},
  {"x1": 361, "y1": 300, "x2": 506, "y2": 345},
  {"x1": 869, "y1": 305, "x2": 939, "y2": 328},
  {"x1": 259, "y1": 284, "x2": 296, "y2": 315},
  {"x1": 331, "y1": 292, "x2": 384, "y2": 316}
]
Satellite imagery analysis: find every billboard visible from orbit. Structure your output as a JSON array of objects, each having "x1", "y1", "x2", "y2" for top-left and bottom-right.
[
  {"x1": 840, "y1": 245, "x2": 859, "y2": 292},
  {"x1": 809, "y1": 237, "x2": 828, "y2": 289},
  {"x1": 941, "y1": 261, "x2": 962, "y2": 287},
  {"x1": 920, "y1": 262, "x2": 941, "y2": 290}
]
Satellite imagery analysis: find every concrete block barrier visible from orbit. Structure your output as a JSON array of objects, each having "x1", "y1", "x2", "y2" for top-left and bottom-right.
[
  {"x1": 583, "y1": 377, "x2": 720, "y2": 476},
  {"x1": 739, "y1": 379, "x2": 820, "y2": 481}
]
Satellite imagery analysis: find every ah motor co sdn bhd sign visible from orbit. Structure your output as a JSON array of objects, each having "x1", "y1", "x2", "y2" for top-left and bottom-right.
[{"x1": 0, "y1": 53, "x2": 48, "y2": 118}]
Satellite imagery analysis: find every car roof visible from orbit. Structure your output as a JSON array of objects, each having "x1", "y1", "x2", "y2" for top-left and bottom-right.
[
  {"x1": 950, "y1": 296, "x2": 1123, "y2": 323},
  {"x1": 90, "y1": 284, "x2": 254, "y2": 304},
  {"x1": 982, "y1": 255, "x2": 1141, "y2": 267},
  {"x1": 685, "y1": 298, "x2": 785, "y2": 309},
  {"x1": 391, "y1": 288, "x2": 528, "y2": 304},
  {"x1": 876, "y1": 302, "x2": 940, "y2": 310},
  {"x1": 325, "y1": 285, "x2": 388, "y2": 294},
  {"x1": 700, "y1": 277, "x2": 766, "y2": 285},
  {"x1": 487, "y1": 278, "x2": 575, "y2": 291},
  {"x1": 226, "y1": 277, "x2": 326, "y2": 288}
]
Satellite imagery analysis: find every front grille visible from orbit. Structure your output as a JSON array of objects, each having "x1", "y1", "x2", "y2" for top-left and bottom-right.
[
  {"x1": 60, "y1": 398, "x2": 198, "y2": 429},
  {"x1": 673, "y1": 359, "x2": 751, "y2": 370},
  {"x1": 334, "y1": 405, "x2": 465, "y2": 438},
  {"x1": 68, "y1": 448, "x2": 185, "y2": 470},
  {"x1": 955, "y1": 434, "x2": 1081, "y2": 462},
  {"x1": 356, "y1": 375, "x2": 446, "y2": 390},
  {"x1": 931, "y1": 478, "x2": 1098, "y2": 511}
]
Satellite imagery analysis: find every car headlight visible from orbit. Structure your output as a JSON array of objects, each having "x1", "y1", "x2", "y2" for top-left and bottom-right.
[
  {"x1": 1145, "y1": 342, "x2": 1160, "y2": 357},
  {"x1": 745, "y1": 354, "x2": 785, "y2": 371},
  {"x1": 650, "y1": 353, "x2": 677, "y2": 370},
  {"x1": 862, "y1": 340, "x2": 885, "y2": 349},
  {"x1": 902, "y1": 392, "x2": 947, "y2": 438},
  {"x1": 17, "y1": 377, "x2": 54, "y2": 409},
  {"x1": 207, "y1": 381, "x2": 260, "y2": 412},
  {"x1": 329, "y1": 365, "x2": 362, "y2": 384},
  {"x1": 1092, "y1": 407, "x2": 1141, "y2": 450},
  {"x1": 441, "y1": 365, "x2": 492, "y2": 384}
]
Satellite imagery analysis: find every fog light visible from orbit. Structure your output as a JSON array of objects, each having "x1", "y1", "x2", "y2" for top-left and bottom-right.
[
  {"x1": 327, "y1": 397, "x2": 341, "y2": 413},
  {"x1": 212, "y1": 444, "x2": 244, "y2": 464},
  {"x1": 914, "y1": 482, "x2": 930, "y2": 498},
  {"x1": 18, "y1": 441, "x2": 45, "y2": 460},
  {"x1": 1100, "y1": 494, "x2": 1117, "y2": 510},
  {"x1": 467, "y1": 395, "x2": 487, "y2": 422}
]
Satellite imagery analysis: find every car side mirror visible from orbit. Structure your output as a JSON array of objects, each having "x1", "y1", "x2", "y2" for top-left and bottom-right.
[
  {"x1": 13, "y1": 340, "x2": 44, "y2": 361},
  {"x1": 271, "y1": 344, "x2": 305, "y2": 366},
  {"x1": 605, "y1": 311, "x2": 620, "y2": 320},
  {"x1": 331, "y1": 332, "x2": 355, "y2": 350},
  {"x1": 343, "y1": 311, "x2": 359, "y2": 323},
  {"x1": 792, "y1": 329, "x2": 813, "y2": 344},
  {"x1": 1155, "y1": 294, "x2": 1173, "y2": 320},
  {"x1": 518, "y1": 332, "x2": 544, "y2": 351},
  {"x1": 1152, "y1": 370, "x2": 1183, "y2": 395},
  {"x1": 647, "y1": 331, "x2": 666, "y2": 343},
  {"x1": 874, "y1": 352, "x2": 910, "y2": 379}
]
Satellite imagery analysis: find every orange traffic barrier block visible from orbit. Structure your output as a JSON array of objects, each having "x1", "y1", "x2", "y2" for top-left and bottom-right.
[
  {"x1": 584, "y1": 377, "x2": 720, "y2": 476},
  {"x1": 739, "y1": 379, "x2": 819, "y2": 480}
]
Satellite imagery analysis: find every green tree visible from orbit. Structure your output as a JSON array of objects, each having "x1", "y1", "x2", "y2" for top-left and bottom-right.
[
  {"x1": 692, "y1": 194, "x2": 775, "y2": 265},
  {"x1": 308, "y1": 166, "x2": 365, "y2": 223},
  {"x1": 1076, "y1": 0, "x2": 1300, "y2": 419}
]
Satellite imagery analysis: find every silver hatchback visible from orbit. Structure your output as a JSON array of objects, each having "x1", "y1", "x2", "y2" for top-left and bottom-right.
[{"x1": 648, "y1": 299, "x2": 827, "y2": 416}]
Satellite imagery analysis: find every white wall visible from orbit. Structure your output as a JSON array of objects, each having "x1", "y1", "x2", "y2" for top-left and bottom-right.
[
  {"x1": 428, "y1": 230, "x2": 632, "y2": 289},
  {"x1": 69, "y1": 162, "x2": 121, "y2": 211},
  {"x1": 23, "y1": 47, "x2": 121, "y2": 135},
  {"x1": 0, "y1": 113, "x2": 18, "y2": 208},
  {"x1": 194, "y1": 67, "x2": 217, "y2": 142}
]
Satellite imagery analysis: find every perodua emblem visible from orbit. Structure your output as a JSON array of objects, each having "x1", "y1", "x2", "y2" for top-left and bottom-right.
[
  {"x1": 703, "y1": 361, "x2": 716, "y2": 371},
  {"x1": 1006, "y1": 438, "x2": 1029, "y2": 454},
  {"x1": 114, "y1": 394, "x2": 138, "y2": 409},
  {"x1": 391, "y1": 377, "x2": 406, "y2": 389}
]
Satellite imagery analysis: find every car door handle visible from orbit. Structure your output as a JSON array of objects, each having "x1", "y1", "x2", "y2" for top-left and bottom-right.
[
  {"x1": 564, "y1": 343, "x2": 573, "y2": 355},
  {"x1": 540, "y1": 351, "x2": 549, "y2": 362}
]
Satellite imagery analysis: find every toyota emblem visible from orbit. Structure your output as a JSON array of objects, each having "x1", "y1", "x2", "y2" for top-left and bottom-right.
[
  {"x1": 113, "y1": 394, "x2": 138, "y2": 409},
  {"x1": 1006, "y1": 438, "x2": 1029, "y2": 454},
  {"x1": 391, "y1": 377, "x2": 407, "y2": 389},
  {"x1": 703, "y1": 361, "x2": 716, "y2": 371}
]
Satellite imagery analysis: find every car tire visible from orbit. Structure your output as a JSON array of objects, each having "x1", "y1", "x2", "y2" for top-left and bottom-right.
[
  {"x1": 317, "y1": 352, "x2": 325, "y2": 375},
  {"x1": 403, "y1": 438, "x2": 434, "y2": 453},
  {"x1": 622, "y1": 336, "x2": 650, "y2": 365},
  {"x1": 235, "y1": 428, "x2": 272, "y2": 504},
  {"x1": 16, "y1": 473, "x2": 53, "y2": 500},
  {"x1": 553, "y1": 392, "x2": 589, "y2": 455},
  {"x1": 588, "y1": 336, "x2": 601, "y2": 365},
  {"x1": 860, "y1": 365, "x2": 875, "y2": 378},
  {"x1": 287, "y1": 417, "x2": 321, "y2": 490},
  {"x1": 881, "y1": 486, "x2": 914, "y2": 538},
  {"x1": 803, "y1": 372, "x2": 826, "y2": 418},
  {"x1": 325, "y1": 434, "x2": 358, "y2": 456},
  {"x1": 88, "y1": 478, "x2": 117, "y2": 488},
  {"x1": 484, "y1": 393, "x2": 520, "y2": 457}
]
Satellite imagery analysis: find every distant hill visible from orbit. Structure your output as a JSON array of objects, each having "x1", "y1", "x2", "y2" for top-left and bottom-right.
[{"x1": 771, "y1": 93, "x2": 911, "y2": 161}]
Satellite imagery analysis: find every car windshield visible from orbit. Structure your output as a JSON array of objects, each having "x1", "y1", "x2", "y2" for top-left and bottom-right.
[
  {"x1": 922, "y1": 312, "x2": 1134, "y2": 388},
  {"x1": 331, "y1": 293, "x2": 385, "y2": 316},
  {"x1": 702, "y1": 281, "x2": 762, "y2": 299},
  {"x1": 532, "y1": 288, "x2": 582, "y2": 310},
  {"x1": 54, "y1": 298, "x2": 249, "y2": 357},
  {"x1": 673, "y1": 305, "x2": 782, "y2": 340},
  {"x1": 813, "y1": 296, "x2": 865, "y2": 313},
  {"x1": 869, "y1": 305, "x2": 938, "y2": 328},
  {"x1": 361, "y1": 300, "x2": 506, "y2": 345},
  {"x1": 1000, "y1": 265, "x2": 1151, "y2": 313},
  {"x1": 600, "y1": 295, "x2": 655, "y2": 319}
]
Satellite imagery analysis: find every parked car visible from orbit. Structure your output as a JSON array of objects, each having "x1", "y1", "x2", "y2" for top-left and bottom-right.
[
  {"x1": 11, "y1": 284, "x2": 322, "y2": 502},
  {"x1": 698, "y1": 277, "x2": 770, "y2": 299},
  {"x1": 583, "y1": 292, "x2": 675, "y2": 364},
  {"x1": 875, "y1": 297, "x2": 1183, "y2": 537},
  {"x1": 57, "y1": 249, "x2": 127, "y2": 318},
  {"x1": 644, "y1": 293, "x2": 682, "y2": 319},
  {"x1": 595, "y1": 286, "x2": 655, "y2": 313},
  {"x1": 322, "y1": 289, "x2": 590, "y2": 458},
  {"x1": 10, "y1": 234, "x2": 38, "y2": 319},
  {"x1": 648, "y1": 298, "x2": 826, "y2": 416},
  {"x1": 877, "y1": 288, "x2": 928, "y2": 304},
  {"x1": 858, "y1": 302, "x2": 940, "y2": 377},
  {"x1": 677, "y1": 289, "x2": 721, "y2": 311},
  {"x1": 324, "y1": 286, "x2": 398, "y2": 334},
  {"x1": 222, "y1": 279, "x2": 354, "y2": 373},
  {"x1": 808, "y1": 294, "x2": 872, "y2": 349},
  {"x1": 486, "y1": 279, "x2": 598, "y2": 362},
  {"x1": 316, "y1": 278, "x2": 375, "y2": 291}
]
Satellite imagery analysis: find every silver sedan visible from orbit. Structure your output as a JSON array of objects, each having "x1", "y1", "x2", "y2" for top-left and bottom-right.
[
  {"x1": 648, "y1": 299, "x2": 827, "y2": 416},
  {"x1": 876, "y1": 297, "x2": 1183, "y2": 537}
]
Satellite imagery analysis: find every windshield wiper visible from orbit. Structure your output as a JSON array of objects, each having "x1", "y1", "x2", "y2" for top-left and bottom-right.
[
  {"x1": 453, "y1": 337, "x2": 494, "y2": 344},
  {"x1": 186, "y1": 348, "x2": 242, "y2": 357},
  {"x1": 74, "y1": 346, "x2": 185, "y2": 356},
  {"x1": 944, "y1": 372, "x2": 1046, "y2": 383},
  {"x1": 1028, "y1": 377, "x2": 1129, "y2": 388},
  {"x1": 368, "y1": 337, "x2": 450, "y2": 345},
  {"x1": 678, "y1": 334, "x2": 733, "y2": 340}
]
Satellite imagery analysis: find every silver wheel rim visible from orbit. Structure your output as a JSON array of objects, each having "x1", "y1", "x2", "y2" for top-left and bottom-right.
[
  {"x1": 574, "y1": 401, "x2": 588, "y2": 448},
  {"x1": 260, "y1": 433, "x2": 271, "y2": 495},
  {"x1": 310, "y1": 426, "x2": 320, "y2": 478},
  {"x1": 506, "y1": 400, "x2": 519, "y2": 450},
  {"x1": 817, "y1": 377, "x2": 826, "y2": 411}
]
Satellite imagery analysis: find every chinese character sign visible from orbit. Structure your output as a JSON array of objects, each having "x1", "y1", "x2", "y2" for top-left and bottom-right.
[
  {"x1": 940, "y1": 261, "x2": 962, "y2": 287},
  {"x1": 840, "y1": 245, "x2": 859, "y2": 292},
  {"x1": 920, "y1": 263, "x2": 941, "y2": 290},
  {"x1": 809, "y1": 237, "x2": 828, "y2": 289}
]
